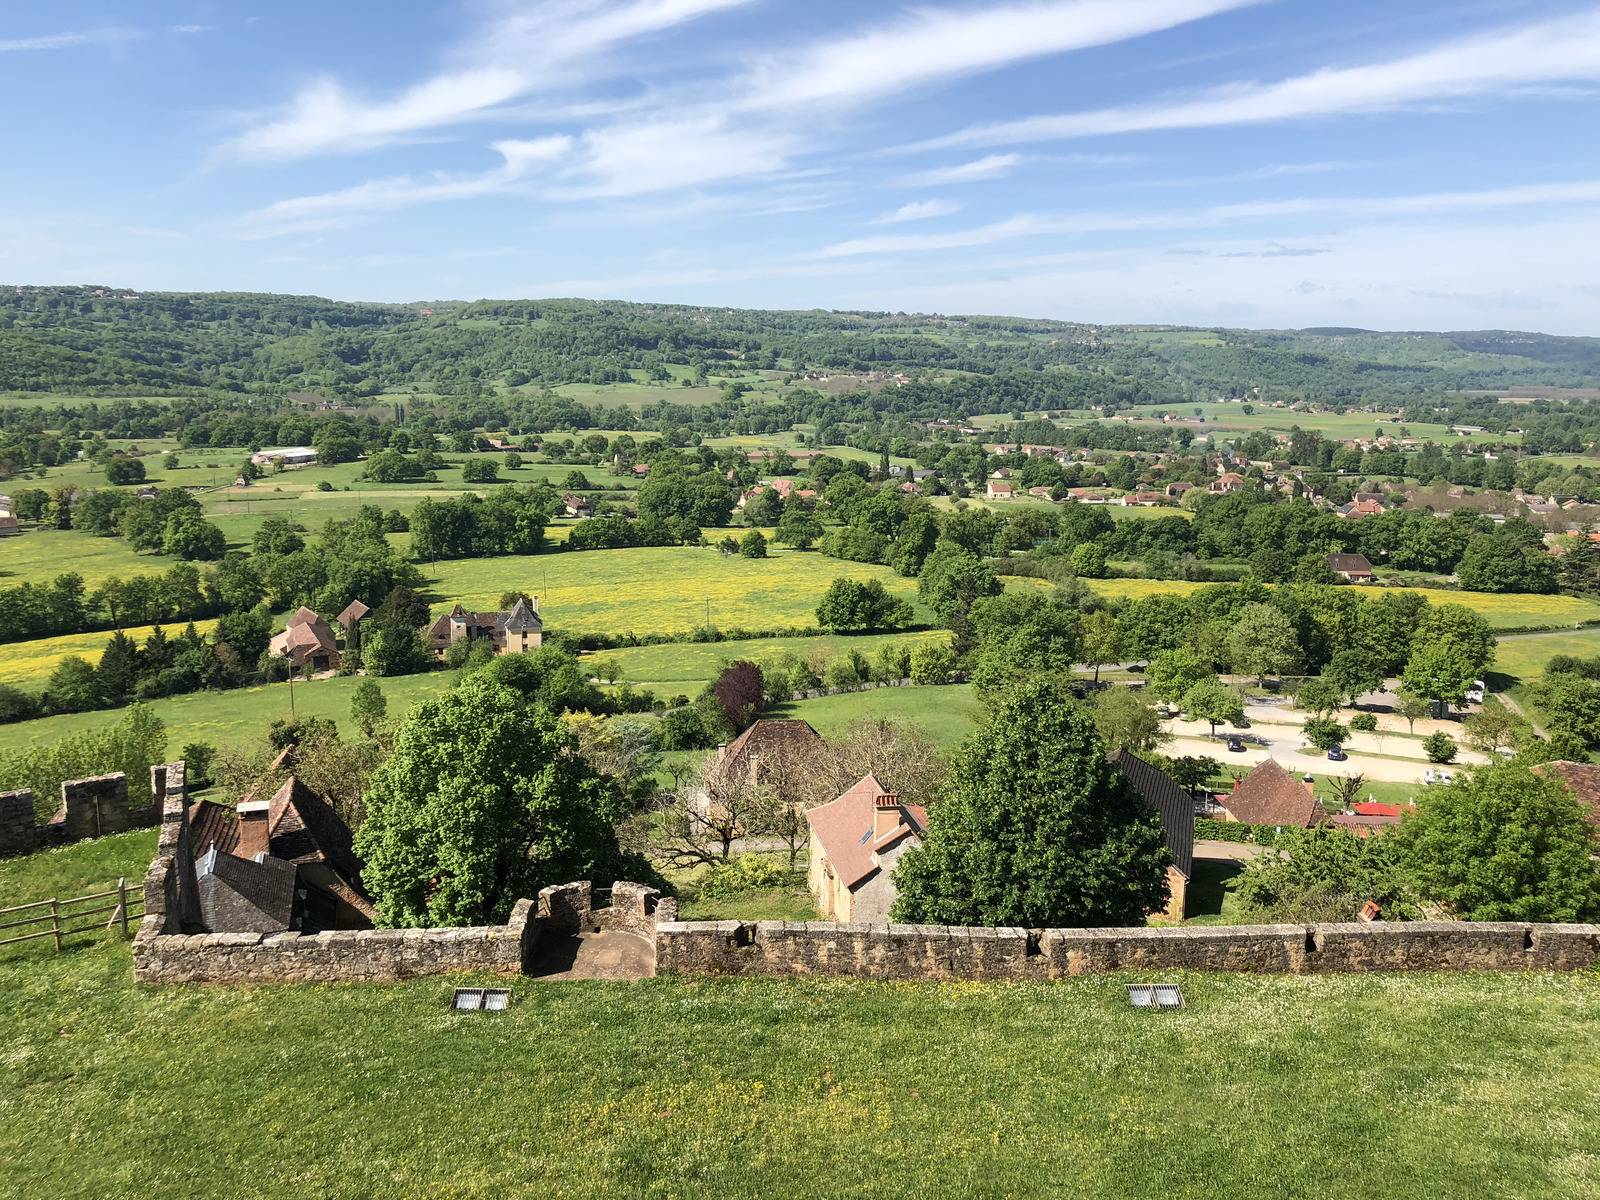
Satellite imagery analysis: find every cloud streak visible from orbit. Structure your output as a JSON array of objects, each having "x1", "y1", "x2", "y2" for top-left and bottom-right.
[
  {"x1": 913, "y1": 8, "x2": 1600, "y2": 148},
  {"x1": 813, "y1": 180, "x2": 1600, "y2": 257}
]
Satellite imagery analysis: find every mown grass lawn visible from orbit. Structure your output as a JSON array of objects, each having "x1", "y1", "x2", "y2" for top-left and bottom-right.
[
  {"x1": 1490, "y1": 629, "x2": 1600, "y2": 683},
  {"x1": 0, "y1": 527, "x2": 184, "y2": 588},
  {"x1": 1, "y1": 914, "x2": 1597, "y2": 1196}
]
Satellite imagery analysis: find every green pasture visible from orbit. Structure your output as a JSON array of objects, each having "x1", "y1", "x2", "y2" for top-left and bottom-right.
[
  {"x1": 764, "y1": 683, "x2": 986, "y2": 749},
  {"x1": 0, "y1": 527, "x2": 182, "y2": 588},
  {"x1": 1491, "y1": 630, "x2": 1600, "y2": 683},
  {"x1": 2, "y1": 835, "x2": 1598, "y2": 1200},
  {"x1": 580, "y1": 630, "x2": 949, "y2": 689},
  {"x1": 418, "y1": 546, "x2": 926, "y2": 633},
  {"x1": 0, "y1": 670, "x2": 460, "y2": 757}
]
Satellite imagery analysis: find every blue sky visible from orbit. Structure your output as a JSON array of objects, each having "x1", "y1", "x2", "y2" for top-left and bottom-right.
[{"x1": 2, "y1": 1, "x2": 1599, "y2": 332}]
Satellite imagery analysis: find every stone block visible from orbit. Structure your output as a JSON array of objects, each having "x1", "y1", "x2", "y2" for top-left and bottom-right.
[{"x1": 60, "y1": 772, "x2": 129, "y2": 841}]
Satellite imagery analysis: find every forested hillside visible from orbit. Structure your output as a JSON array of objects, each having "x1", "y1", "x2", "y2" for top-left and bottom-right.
[{"x1": 3, "y1": 286, "x2": 1597, "y2": 409}]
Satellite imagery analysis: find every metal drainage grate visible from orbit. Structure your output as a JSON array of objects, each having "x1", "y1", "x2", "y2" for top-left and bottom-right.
[
  {"x1": 1127, "y1": 983, "x2": 1184, "y2": 1009},
  {"x1": 451, "y1": 987, "x2": 512, "y2": 1011}
]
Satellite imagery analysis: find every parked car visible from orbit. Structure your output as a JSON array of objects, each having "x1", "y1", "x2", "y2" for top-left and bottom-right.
[
  {"x1": 1226, "y1": 736, "x2": 1245, "y2": 753},
  {"x1": 1465, "y1": 679, "x2": 1486, "y2": 703},
  {"x1": 1424, "y1": 768, "x2": 1455, "y2": 785},
  {"x1": 1326, "y1": 745, "x2": 1346, "y2": 761}
]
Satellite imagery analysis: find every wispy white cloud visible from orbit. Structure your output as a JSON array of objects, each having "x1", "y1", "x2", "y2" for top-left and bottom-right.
[
  {"x1": 897, "y1": 154, "x2": 1023, "y2": 186},
  {"x1": 875, "y1": 200, "x2": 963, "y2": 224},
  {"x1": 0, "y1": 28, "x2": 139, "y2": 52},
  {"x1": 814, "y1": 179, "x2": 1600, "y2": 257},
  {"x1": 914, "y1": 8, "x2": 1600, "y2": 149},
  {"x1": 228, "y1": 0, "x2": 756, "y2": 160}
]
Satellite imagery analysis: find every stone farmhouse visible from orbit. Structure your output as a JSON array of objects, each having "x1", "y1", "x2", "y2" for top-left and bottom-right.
[
  {"x1": 269, "y1": 606, "x2": 341, "y2": 673},
  {"x1": 428, "y1": 597, "x2": 543, "y2": 658}
]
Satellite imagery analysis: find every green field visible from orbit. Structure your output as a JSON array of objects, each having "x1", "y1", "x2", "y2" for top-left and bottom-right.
[
  {"x1": 765, "y1": 684, "x2": 987, "y2": 749},
  {"x1": 3, "y1": 833, "x2": 1599, "y2": 1198},
  {"x1": 1489, "y1": 630, "x2": 1600, "y2": 683},
  {"x1": 0, "y1": 528, "x2": 184, "y2": 588},
  {"x1": 1087, "y1": 578, "x2": 1600, "y2": 632},
  {"x1": 0, "y1": 670, "x2": 461, "y2": 756},
  {"x1": 580, "y1": 631, "x2": 949, "y2": 688},
  {"x1": 420, "y1": 546, "x2": 926, "y2": 633}
]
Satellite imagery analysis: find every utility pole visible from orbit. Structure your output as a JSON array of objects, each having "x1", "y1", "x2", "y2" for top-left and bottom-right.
[{"x1": 705, "y1": 595, "x2": 711, "y2": 629}]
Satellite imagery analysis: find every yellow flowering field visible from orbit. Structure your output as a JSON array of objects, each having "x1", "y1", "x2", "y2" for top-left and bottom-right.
[
  {"x1": 0, "y1": 620, "x2": 221, "y2": 691},
  {"x1": 1086, "y1": 578, "x2": 1600, "y2": 630},
  {"x1": 422, "y1": 546, "x2": 925, "y2": 634}
]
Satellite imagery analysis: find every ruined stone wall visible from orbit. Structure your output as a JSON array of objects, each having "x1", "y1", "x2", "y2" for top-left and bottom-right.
[
  {"x1": 593, "y1": 882, "x2": 676, "y2": 937},
  {"x1": 655, "y1": 919, "x2": 1600, "y2": 979},
  {"x1": 0, "y1": 789, "x2": 37, "y2": 857},
  {"x1": 58, "y1": 773, "x2": 130, "y2": 840}
]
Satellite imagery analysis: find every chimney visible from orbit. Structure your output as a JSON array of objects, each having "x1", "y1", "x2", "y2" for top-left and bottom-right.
[
  {"x1": 236, "y1": 800, "x2": 271, "y2": 860},
  {"x1": 874, "y1": 791, "x2": 901, "y2": 842}
]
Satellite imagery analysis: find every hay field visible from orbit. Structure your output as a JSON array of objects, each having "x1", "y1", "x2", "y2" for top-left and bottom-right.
[
  {"x1": 0, "y1": 529, "x2": 182, "y2": 588},
  {"x1": 580, "y1": 630, "x2": 949, "y2": 688}
]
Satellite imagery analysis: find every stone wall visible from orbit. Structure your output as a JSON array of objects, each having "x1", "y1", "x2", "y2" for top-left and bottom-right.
[
  {"x1": 655, "y1": 919, "x2": 1600, "y2": 980},
  {"x1": 0, "y1": 789, "x2": 37, "y2": 857},
  {"x1": 133, "y1": 899, "x2": 537, "y2": 985},
  {"x1": 593, "y1": 882, "x2": 677, "y2": 937},
  {"x1": 57, "y1": 772, "x2": 130, "y2": 840}
]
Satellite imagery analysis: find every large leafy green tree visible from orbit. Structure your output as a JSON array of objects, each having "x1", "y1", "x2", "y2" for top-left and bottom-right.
[
  {"x1": 890, "y1": 679, "x2": 1171, "y2": 927},
  {"x1": 1398, "y1": 762, "x2": 1600, "y2": 922},
  {"x1": 915, "y1": 543, "x2": 1002, "y2": 620},
  {"x1": 1146, "y1": 647, "x2": 1211, "y2": 701},
  {"x1": 354, "y1": 676, "x2": 653, "y2": 927},
  {"x1": 1183, "y1": 678, "x2": 1244, "y2": 736},
  {"x1": 968, "y1": 591, "x2": 1081, "y2": 693},
  {"x1": 815, "y1": 577, "x2": 913, "y2": 633},
  {"x1": 1401, "y1": 643, "x2": 1478, "y2": 713},
  {"x1": 1226, "y1": 603, "x2": 1300, "y2": 684}
]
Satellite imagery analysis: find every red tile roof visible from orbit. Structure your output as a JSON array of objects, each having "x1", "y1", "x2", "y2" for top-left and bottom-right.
[
  {"x1": 1532, "y1": 760, "x2": 1600, "y2": 831},
  {"x1": 806, "y1": 774, "x2": 927, "y2": 889}
]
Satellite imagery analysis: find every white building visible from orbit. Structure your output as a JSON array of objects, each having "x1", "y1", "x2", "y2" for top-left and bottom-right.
[{"x1": 249, "y1": 447, "x2": 318, "y2": 467}]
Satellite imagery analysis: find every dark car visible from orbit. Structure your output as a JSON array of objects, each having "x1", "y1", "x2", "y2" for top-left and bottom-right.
[
  {"x1": 1226, "y1": 736, "x2": 1246, "y2": 752},
  {"x1": 1327, "y1": 745, "x2": 1347, "y2": 761}
]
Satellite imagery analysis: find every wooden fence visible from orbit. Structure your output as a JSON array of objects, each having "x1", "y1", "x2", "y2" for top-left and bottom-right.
[{"x1": 0, "y1": 878, "x2": 143, "y2": 952}]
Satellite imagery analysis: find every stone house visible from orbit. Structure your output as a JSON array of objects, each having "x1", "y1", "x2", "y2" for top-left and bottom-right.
[
  {"x1": 335, "y1": 598, "x2": 370, "y2": 631},
  {"x1": 806, "y1": 774, "x2": 927, "y2": 922},
  {"x1": 987, "y1": 479, "x2": 1015, "y2": 499},
  {"x1": 268, "y1": 606, "x2": 341, "y2": 673},
  {"x1": 1216, "y1": 758, "x2": 1328, "y2": 828},
  {"x1": 1106, "y1": 749, "x2": 1194, "y2": 920},
  {"x1": 188, "y1": 777, "x2": 375, "y2": 933},
  {"x1": 427, "y1": 598, "x2": 543, "y2": 658},
  {"x1": 564, "y1": 493, "x2": 593, "y2": 518},
  {"x1": 1209, "y1": 472, "x2": 1247, "y2": 494}
]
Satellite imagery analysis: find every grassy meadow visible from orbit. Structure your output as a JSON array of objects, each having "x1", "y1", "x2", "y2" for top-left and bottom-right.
[
  {"x1": 0, "y1": 527, "x2": 184, "y2": 588},
  {"x1": 580, "y1": 630, "x2": 949, "y2": 688},
  {"x1": 0, "y1": 670, "x2": 460, "y2": 756},
  {"x1": 1490, "y1": 630, "x2": 1600, "y2": 683},
  {"x1": 1086, "y1": 578, "x2": 1600, "y2": 631},
  {"x1": 1, "y1": 858, "x2": 1598, "y2": 1200},
  {"x1": 766, "y1": 684, "x2": 987, "y2": 749}
]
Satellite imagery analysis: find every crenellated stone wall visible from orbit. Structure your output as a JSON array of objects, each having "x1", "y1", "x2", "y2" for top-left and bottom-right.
[
  {"x1": 0, "y1": 789, "x2": 37, "y2": 857},
  {"x1": 0, "y1": 770, "x2": 162, "y2": 860}
]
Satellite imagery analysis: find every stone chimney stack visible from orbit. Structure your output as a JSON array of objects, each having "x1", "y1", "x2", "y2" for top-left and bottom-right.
[
  {"x1": 874, "y1": 791, "x2": 901, "y2": 842},
  {"x1": 236, "y1": 799, "x2": 271, "y2": 860}
]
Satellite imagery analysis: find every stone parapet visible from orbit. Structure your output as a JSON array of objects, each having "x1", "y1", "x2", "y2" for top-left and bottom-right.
[{"x1": 657, "y1": 918, "x2": 1600, "y2": 980}]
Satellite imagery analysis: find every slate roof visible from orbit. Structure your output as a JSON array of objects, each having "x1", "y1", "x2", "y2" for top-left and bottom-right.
[
  {"x1": 189, "y1": 776, "x2": 374, "y2": 916},
  {"x1": 1107, "y1": 748, "x2": 1194, "y2": 880},
  {"x1": 805, "y1": 774, "x2": 928, "y2": 890},
  {"x1": 504, "y1": 598, "x2": 542, "y2": 632},
  {"x1": 1220, "y1": 758, "x2": 1327, "y2": 828}
]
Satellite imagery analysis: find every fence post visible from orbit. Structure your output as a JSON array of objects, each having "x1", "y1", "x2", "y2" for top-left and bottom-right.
[
  {"x1": 118, "y1": 877, "x2": 129, "y2": 938},
  {"x1": 51, "y1": 899, "x2": 61, "y2": 953}
]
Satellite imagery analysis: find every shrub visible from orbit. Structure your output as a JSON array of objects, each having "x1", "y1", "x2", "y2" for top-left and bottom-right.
[
  {"x1": 1423, "y1": 731, "x2": 1458, "y2": 763},
  {"x1": 461, "y1": 459, "x2": 500, "y2": 484},
  {"x1": 1349, "y1": 712, "x2": 1378, "y2": 733},
  {"x1": 699, "y1": 854, "x2": 784, "y2": 899},
  {"x1": 316, "y1": 480, "x2": 334, "y2": 492},
  {"x1": 909, "y1": 643, "x2": 956, "y2": 684},
  {"x1": 104, "y1": 457, "x2": 146, "y2": 485},
  {"x1": 739, "y1": 530, "x2": 768, "y2": 559},
  {"x1": 1302, "y1": 716, "x2": 1349, "y2": 751}
]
